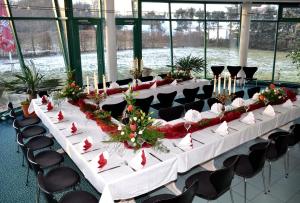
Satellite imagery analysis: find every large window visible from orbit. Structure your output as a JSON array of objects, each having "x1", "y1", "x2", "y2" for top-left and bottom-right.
[
  {"x1": 9, "y1": 0, "x2": 55, "y2": 17},
  {"x1": 72, "y1": 0, "x2": 101, "y2": 17},
  {"x1": 115, "y1": 0, "x2": 137, "y2": 18}
]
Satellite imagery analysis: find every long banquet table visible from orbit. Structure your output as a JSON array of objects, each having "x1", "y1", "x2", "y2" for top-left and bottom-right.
[{"x1": 29, "y1": 93, "x2": 300, "y2": 203}]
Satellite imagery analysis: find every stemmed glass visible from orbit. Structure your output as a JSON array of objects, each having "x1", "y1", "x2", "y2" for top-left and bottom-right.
[
  {"x1": 184, "y1": 121, "x2": 192, "y2": 133},
  {"x1": 244, "y1": 105, "x2": 250, "y2": 113}
]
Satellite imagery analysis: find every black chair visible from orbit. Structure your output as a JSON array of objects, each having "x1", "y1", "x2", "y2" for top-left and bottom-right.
[
  {"x1": 211, "y1": 66, "x2": 225, "y2": 78},
  {"x1": 98, "y1": 82, "x2": 110, "y2": 89},
  {"x1": 158, "y1": 105, "x2": 184, "y2": 121},
  {"x1": 140, "y1": 76, "x2": 153, "y2": 82},
  {"x1": 175, "y1": 87, "x2": 199, "y2": 104},
  {"x1": 158, "y1": 73, "x2": 167, "y2": 79},
  {"x1": 39, "y1": 187, "x2": 98, "y2": 203},
  {"x1": 227, "y1": 66, "x2": 242, "y2": 79},
  {"x1": 243, "y1": 66, "x2": 258, "y2": 87},
  {"x1": 135, "y1": 96, "x2": 154, "y2": 114},
  {"x1": 17, "y1": 133, "x2": 54, "y2": 167},
  {"x1": 286, "y1": 124, "x2": 300, "y2": 176},
  {"x1": 26, "y1": 149, "x2": 64, "y2": 185},
  {"x1": 102, "y1": 100, "x2": 127, "y2": 119},
  {"x1": 247, "y1": 87, "x2": 261, "y2": 98},
  {"x1": 185, "y1": 156, "x2": 239, "y2": 202},
  {"x1": 223, "y1": 146, "x2": 269, "y2": 203},
  {"x1": 38, "y1": 90, "x2": 49, "y2": 98},
  {"x1": 8, "y1": 103, "x2": 41, "y2": 128},
  {"x1": 151, "y1": 91, "x2": 177, "y2": 110},
  {"x1": 232, "y1": 90, "x2": 244, "y2": 101},
  {"x1": 196, "y1": 85, "x2": 214, "y2": 100},
  {"x1": 116, "y1": 78, "x2": 132, "y2": 86},
  {"x1": 142, "y1": 180, "x2": 198, "y2": 203},
  {"x1": 207, "y1": 98, "x2": 221, "y2": 109},
  {"x1": 184, "y1": 100, "x2": 205, "y2": 112},
  {"x1": 249, "y1": 131, "x2": 289, "y2": 192}
]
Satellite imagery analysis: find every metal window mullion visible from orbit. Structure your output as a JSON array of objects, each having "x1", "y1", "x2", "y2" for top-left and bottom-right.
[
  {"x1": 169, "y1": 2, "x2": 174, "y2": 70},
  {"x1": 204, "y1": 3, "x2": 207, "y2": 79},
  {"x1": 272, "y1": 9, "x2": 280, "y2": 83}
]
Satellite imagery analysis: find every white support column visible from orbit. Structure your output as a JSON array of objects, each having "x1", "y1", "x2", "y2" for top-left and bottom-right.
[
  {"x1": 238, "y1": 2, "x2": 251, "y2": 84},
  {"x1": 104, "y1": 0, "x2": 118, "y2": 82}
]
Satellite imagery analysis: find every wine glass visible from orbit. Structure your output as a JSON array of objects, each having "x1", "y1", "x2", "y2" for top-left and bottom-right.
[
  {"x1": 244, "y1": 105, "x2": 250, "y2": 113},
  {"x1": 184, "y1": 121, "x2": 191, "y2": 133}
]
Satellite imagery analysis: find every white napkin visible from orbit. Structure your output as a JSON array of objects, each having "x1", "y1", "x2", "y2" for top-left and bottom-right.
[
  {"x1": 171, "y1": 80, "x2": 177, "y2": 86},
  {"x1": 152, "y1": 119, "x2": 167, "y2": 126},
  {"x1": 232, "y1": 98, "x2": 245, "y2": 108},
  {"x1": 184, "y1": 109, "x2": 202, "y2": 123},
  {"x1": 153, "y1": 75, "x2": 162, "y2": 81},
  {"x1": 80, "y1": 136, "x2": 93, "y2": 153},
  {"x1": 252, "y1": 92, "x2": 260, "y2": 101},
  {"x1": 215, "y1": 121, "x2": 229, "y2": 136},
  {"x1": 150, "y1": 82, "x2": 157, "y2": 89},
  {"x1": 91, "y1": 151, "x2": 110, "y2": 172},
  {"x1": 129, "y1": 149, "x2": 147, "y2": 171},
  {"x1": 211, "y1": 103, "x2": 223, "y2": 114},
  {"x1": 282, "y1": 99, "x2": 293, "y2": 108},
  {"x1": 263, "y1": 105, "x2": 276, "y2": 117},
  {"x1": 241, "y1": 112, "x2": 256, "y2": 124},
  {"x1": 109, "y1": 82, "x2": 120, "y2": 89},
  {"x1": 178, "y1": 133, "x2": 193, "y2": 150}
]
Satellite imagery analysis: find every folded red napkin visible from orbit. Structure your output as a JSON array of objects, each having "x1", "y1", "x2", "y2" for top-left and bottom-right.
[
  {"x1": 83, "y1": 139, "x2": 92, "y2": 151},
  {"x1": 57, "y1": 111, "x2": 64, "y2": 121},
  {"x1": 41, "y1": 96, "x2": 48, "y2": 104},
  {"x1": 141, "y1": 150, "x2": 146, "y2": 166},
  {"x1": 98, "y1": 153, "x2": 107, "y2": 168},
  {"x1": 47, "y1": 102, "x2": 53, "y2": 111},
  {"x1": 70, "y1": 122, "x2": 77, "y2": 134}
]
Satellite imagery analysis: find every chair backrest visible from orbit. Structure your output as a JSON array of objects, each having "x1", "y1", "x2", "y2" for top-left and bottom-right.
[
  {"x1": 273, "y1": 134, "x2": 289, "y2": 158},
  {"x1": 102, "y1": 100, "x2": 127, "y2": 119},
  {"x1": 243, "y1": 67, "x2": 258, "y2": 79},
  {"x1": 227, "y1": 66, "x2": 241, "y2": 78},
  {"x1": 140, "y1": 76, "x2": 153, "y2": 82},
  {"x1": 135, "y1": 96, "x2": 154, "y2": 114},
  {"x1": 158, "y1": 105, "x2": 184, "y2": 121},
  {"x1": 98, "y1": 82, "x2": 110, "y2": 89},
  {"x1": 157, "y1": 91, "x2": 177, "y2": 108},
  {"x1": 183, "y1": 87, "x2": 199, "y2": 102},
  {"x1": 184, "y1": 100, "x2": 205, "y2": 112},
  {"x1": 158, "y1": 73, "x2": 167, "y2": 78},
  {"x1": 116, "y1": 78, "x2": 132, "y2": 86},
  {"x1": 27, "y1": 149, "x2": 42, "y2": 173},
  {"x1": 210, "y1": 156, "x2": 239, "y2": 195},
  {"x1": 211, "y1": 66, "x2": 225, "y2": 77},
  {"x1": 247, "y1": 87, "x2": 261, "y2": 98},
  {"x1": 8, "y1": 102, "x2": 14, "y2": 110},
  {"x1": 10, "y1": 109, "x2": 17, "y2": 119},
  {"x1": 202, "y1": 85, "x2": 214, "y2": 98},
  {"x1": 207, "y1": 98, "x2": 221, "y2": 108},
  {"x1": 249, "y1": 145, "x2": 268, "y2": 173},
  {"x1": 38, "y1": 90, "x2": 49, "y2": 98},
  {"x1": 37, "y1": 172, "x2": 58, "y2": 203},
  {"x1": 290, "y1": 124, "x2": 300, "y2": 143},
  {"x1": 158, "y1": 180, "x2": 198, "y2": 203},
  {"x1": 232, "y1": 90, "x2": 244, "y2": 101}
]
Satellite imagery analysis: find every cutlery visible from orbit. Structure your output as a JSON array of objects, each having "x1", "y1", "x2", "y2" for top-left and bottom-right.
[
  {"x1": 53, "y1": 120, "x2": 69, "y2": 124},
  {"x1": 229, "y1": 127, "x2": 238, "y2": 132},
  {"x1": 123, "y1": 161, "x2": 136, "y2": 172},
  {"x1": 81, "y1": 147, "x2": 102, "y2": 155},
  {"x1": 172, "y1": 142, "x2": 185, "y2": 152},
  {"x1": 59, "y1": 128, "x2": 66, "y2": 130},
  {"x1": 192, "y1": 138, "x2": 205, "y2": 145},
  {"x1": 149, "y1": 152, "x2": 163, "y2": 162},
  {"x1": 66, "y1": 131, "x2": 83, "y2": 138},
  {"x1": 72, "y1": 141, "x2": 81, "y2": 145},
  {"x1": 98, "y1": 165, "x2": 121, "y2": 174}
]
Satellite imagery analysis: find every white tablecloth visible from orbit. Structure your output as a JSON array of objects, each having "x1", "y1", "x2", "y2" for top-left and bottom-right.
[{"x1": 29, "y1": 95, "x2": 300, "y2": 202}]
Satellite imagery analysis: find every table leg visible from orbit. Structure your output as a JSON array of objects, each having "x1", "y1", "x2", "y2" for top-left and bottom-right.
[
  {"x1": 118, "y1": 198, "x2": 136, "y2": 203},
  {"x1": 200, "y1": 159, "x2": 217, "y2": 171},
  {"x1": 165, "y1": 181, "x2": 182, "y2": 195}
]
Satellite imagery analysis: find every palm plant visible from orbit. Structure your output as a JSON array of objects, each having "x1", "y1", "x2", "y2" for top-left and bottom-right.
[{"x1": 174, "y1": 54, "x2": 206, "y2": 78}]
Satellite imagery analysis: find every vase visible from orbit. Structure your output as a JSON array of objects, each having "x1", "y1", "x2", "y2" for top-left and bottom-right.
[{"x1": 21, "y1": 103, "x2": 36, "y2": 118}]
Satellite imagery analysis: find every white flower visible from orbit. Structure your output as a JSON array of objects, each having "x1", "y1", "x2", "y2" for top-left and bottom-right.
[
  {"x1": 121, "y1": 131, "x2": 125, "y2": 135},
  {"x1": 133, "y1": 143, "x2": 137, "y2": 147},
  {"x1": 117, "y1": 125, "x2": 122, "y2": 131},
  {"x1": 131, "y1": 138, "x2": 135, "y2": 142},
  {"x1": 138, "y1": 130, "x2": 143, "y2": 135},
  {"x1": 133, "y1": 117, "x2": 137, "y2": 121},
  {"x1": 148, "y1": 117, "x2": 151, "y2": 120},
  {"x1": 141, "y1": 117, "x2": 144, "y2": 120}
]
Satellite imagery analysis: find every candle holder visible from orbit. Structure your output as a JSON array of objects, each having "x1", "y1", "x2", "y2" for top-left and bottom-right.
[
  {"x1": 213, "y1": 90, "x2": 235, "y2": 105},
  {"x1": 87, "y1": 92, "x2": 107, "y2": 110}
]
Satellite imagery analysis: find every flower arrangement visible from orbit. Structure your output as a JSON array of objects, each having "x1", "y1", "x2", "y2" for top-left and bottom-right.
[
  {"x1": 110, "y1": 90, "x2": 164, "y2": 150},
  {"x1": 259, "y1": 84, "x2": 287, "y2": 105}
]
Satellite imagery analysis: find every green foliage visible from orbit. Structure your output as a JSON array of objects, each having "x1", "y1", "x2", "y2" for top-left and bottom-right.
[
  {"x1": 174, "y1": 55, "x2": 206, "y2": 79},
  {"x1": 287, "y1": 49, "x2": 300, "y2": 76},
  {"x1": 93, "y1": 109, "x2": 111, "y2": 122}
]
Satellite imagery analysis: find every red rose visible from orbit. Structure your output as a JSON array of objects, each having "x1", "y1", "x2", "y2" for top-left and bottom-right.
[
  {"x1": 269, "y1": 84, "x2": 276, "y2": 89},
  {"x1": 130, "y1": 123, "x2": 137, "y2": 131},
  {"x1": 127, "y1": 105, "x2": 133, "y2": 112},
  {"x1": 129, "y1": 133, "x2": 135, "y2": 138},
  {"x1": 70, "y1": 82, "x2": 76, "y2": 88}
]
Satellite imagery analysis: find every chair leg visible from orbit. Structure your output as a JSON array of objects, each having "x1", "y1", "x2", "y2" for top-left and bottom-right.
[
  {"x1": 36, "y1": 187, "x2": 40, "y2": 203},
  {"x1": 244, "y1": 178, "x2": 247, "y2": 203},
  {"x1": 262, "y1": 169, "x2": 267, "y2": 194},
  {"x1": 268, "y1": 161, "x2": 271, "y2": 192},
  {"x1": 17, "y1": 144, "x2": 20, "y2": 153},
  {"x1": 22, "y1": 155, "x2": 25, "y2": 167},
  {"x1": 230, "y1": 188, "x2": 234, "y2": 203},
  {"x1": 286, "y1": 150, "x2": 289, "y2": 178},
  {"x1": 26, "y1": 165, "x2": 30, "y2": 186}
]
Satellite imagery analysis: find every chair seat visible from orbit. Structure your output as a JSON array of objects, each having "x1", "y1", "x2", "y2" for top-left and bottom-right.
[
  {"x1": 223, "y1": 155, "x2": 254, "y2": 178},
  {"x1": 250, "y1": 142, "x2": 278, "y2": 161},
  {"x1": 22, "y1": 125, "x2": 47, "y2": 139},
  {"x1": 59, "y1": 191, "x2": 98, "y2": 203},
  {"x1": 151, "y1": 103, "x2": 172, "y2": 110},
  {"x1": 196, "y1": 94, "x2": 211, "y2": 100},
  {"x1": 16, "y1": 117, "x2": 41, "y2": 128},
  {"x1": 142, "y1": 194, "x2": 176, "y2": 203},
  {"x1": 174, "y1": 97, "x2": 195, "y2": 104},
  {"x1": 35, "y1": 150, "x2": 64, "y2": 169},
  {"x1": 44, "y1": 167, "x2": 80, "y2": 193},
  {"x1": 185, "y1": 170, "x2": 217, "y2": 200},
  {"x1": 25, "y1": 136, "x2": 54, "y2": 151}
]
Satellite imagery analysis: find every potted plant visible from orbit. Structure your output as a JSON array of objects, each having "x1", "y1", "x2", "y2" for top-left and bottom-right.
[
  {"x1": 20, "y1": 99, "x2": 31, "y2": 117},
  {"x1": 287, "y1": 49, "x2": 300, "y2": 94},
  {"x1": 171, "y1": 54, "x2": 206, "y2": 80}
]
